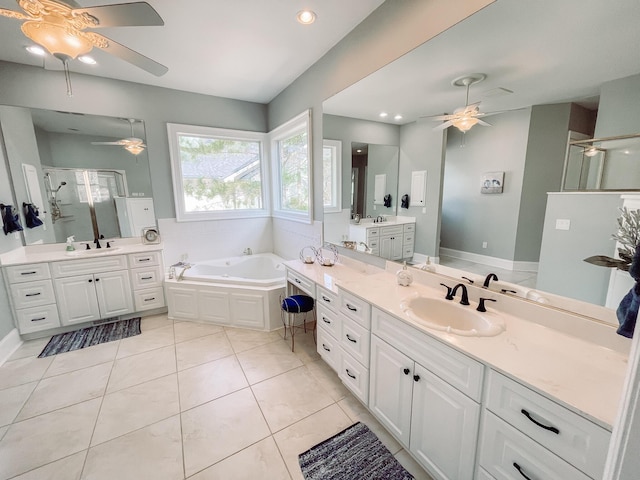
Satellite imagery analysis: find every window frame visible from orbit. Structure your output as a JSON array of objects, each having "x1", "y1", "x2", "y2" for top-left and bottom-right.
[
  {"x1": 269, "y1": 110, "x2": 313, "y2": 224},
  {"x1": 322, "y1": 139, "x2": 342, "y2": 213},
  {"x1": 167, "y1": 123, "x2": 269, "y2": 222}
]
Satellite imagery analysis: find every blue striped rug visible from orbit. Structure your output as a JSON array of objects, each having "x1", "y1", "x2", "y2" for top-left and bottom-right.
[
  {"x1": 299, "y1": 422, "x2": 414, "y2": 479},
  {"x1": 38, "y1": 318, "x2": 141, "y2": 357}
]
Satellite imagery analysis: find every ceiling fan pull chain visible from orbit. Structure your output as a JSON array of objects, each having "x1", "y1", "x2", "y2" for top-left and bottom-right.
[{"x1": 62, "y1": 58, "x2": 73, "y2": 97}]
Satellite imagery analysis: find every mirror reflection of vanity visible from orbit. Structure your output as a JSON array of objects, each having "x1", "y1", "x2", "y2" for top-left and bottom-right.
[{"x1": 0, "y1": 106, "x2": 156, "y2": 247}]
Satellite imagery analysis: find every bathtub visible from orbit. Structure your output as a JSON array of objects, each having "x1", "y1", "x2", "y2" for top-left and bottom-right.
[
  {"x1": 165, "y1": 253, "x2": 286, "y2": 331},
  {"x1": 182, "y1": 253, "x2": 285, "y2": 287}
]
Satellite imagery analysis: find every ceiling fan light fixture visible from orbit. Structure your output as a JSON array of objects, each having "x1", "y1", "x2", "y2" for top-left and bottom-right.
[
  {"x1": 21, "y1": 19, "x2": 93, "y2": 59},
  {"x1": 452, "y1": 116, "x2": 479, "y2": 132},
  {"x1": 78, "y1": 55, "x2": 96, "y2": 65},
  {"x1": 584, "y1": 146, "x2": 601, "y2": 157},
  {"x1": 25, "y1": 44, "x2": 46, "y2": 56},
  {"x1": 125, "y1": 144, "x2": 145, "y2": 155}
]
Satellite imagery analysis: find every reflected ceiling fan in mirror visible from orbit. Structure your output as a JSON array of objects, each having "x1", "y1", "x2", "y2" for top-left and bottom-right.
[
  {"x1": 0, "y1": 0, "x2": 168, "y2": 96},
  {"x1": 91, "y1": 118, "x2": 146, "y2": 156},
  {"x1": 421, "y1": 74, "x2": 513, "y2": 135}
]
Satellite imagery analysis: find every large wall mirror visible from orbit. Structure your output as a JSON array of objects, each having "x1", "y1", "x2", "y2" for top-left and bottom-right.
[
  {"x1": 321, "y1": 0, "x2": 640, "y2": 321},
  {"x1": 0, "y1": 106, "x2": 155, "y2": 246}
]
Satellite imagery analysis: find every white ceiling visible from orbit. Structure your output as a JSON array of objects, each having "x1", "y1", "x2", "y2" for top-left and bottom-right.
[
  {"x1": 324, "y1": 0, "x2": 640, "y2": 125},
  {"x1": 0, "y1": 0, "x2": 385, "y2": 103}
]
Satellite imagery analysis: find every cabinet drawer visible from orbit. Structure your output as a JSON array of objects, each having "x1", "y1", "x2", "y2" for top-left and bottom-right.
[
  {"x1": 133, "y1": 287, "x2": 165, "y2": 311},
  {"x1": 367, "y1": 228, "x2": 380, "y2": 238},
  {"x1": 316, "y1": 285, "x2": 338, "y2": 312},
  {"x1": 402, "y1": 246, "x2": 414, "y2": 258},
  {"x1": 131, "y1": 265, "x2": 163, "y2": 289},
  {"x1": 52, "y1": 255, "x2": 128, "y2": 277},
  {"x1": 479, "y1": 412, "x2": 590, "y2": 480},
  {"x1": 286, "y1": 270, "x2": 315, "y2": 297},
  {"x1": 10, "y1": 280, "x2": 55, "y2": 308},
  {"x1": 128, "y1": 250, "x2": 162, "y2": 267},
  {"x1": 339, "y1": 349, "x2": 369, "y2": 404},
  {"x1": 317, "y1": 305, "x2": 341, "y2": 339},
  {"x1": 485, "y1": 370, "x2": 610, "y2": 479},
  {"x1": 339, "y1": 289, "x2": 371, "y2": 329},
  {"x1": 340, "y1": 318, "x2": 370, "y2": 367},
  {"x1": 5, "y1": 263, "x2": 50, "y2": 283},
  {"x1": 317, "y1": 326, "x2": 340, "y2": 372},
  {"x1": 403, "y1": 223, "x2": 415, "y2": 233},
  {"x1": 16, "y1": 304, "x2": 60, "y2": 334},
  {"x1": 372, "y1": 307, "x2": 484, "y2": 401},
  {"x1": 403, "y1": 233, "x2": 414, "y2": 245},
  {"x1": 380, "y1": 225, "x2": 403, "y2": 236}
]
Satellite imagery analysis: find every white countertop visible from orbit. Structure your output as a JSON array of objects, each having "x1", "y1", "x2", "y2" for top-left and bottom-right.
[
  {"x1": 0, "y1": 239, "x2": 164, "y2": 266},
  {"x1": 285, "y1": 259, "x2": 628, "y2": 430}
]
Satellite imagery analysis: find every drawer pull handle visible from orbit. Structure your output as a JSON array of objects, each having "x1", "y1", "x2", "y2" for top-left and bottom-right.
[
  {"x1": 521, "y1": 409, "x2": 560, "y2": 434},
  {"x1": 346, "y1": 369, "x2": 356, "y2": 379},
  {"x1": 25, "y1": 292, "x2": 41, "y2": 297},
  {"x1": 346, "y1": 303, "x2": 357, "y2": 312},
  {"x1": 322, "y1": 317, "x2": 331, "y2": 324},
  {"x1": 413, "y1": 374, "x2": 420, "y2": 382},
  {"x1": 346, "y1": 334, "x2": 357, "y2": 343},
  {"x1": 144, "y1": 297, "x2": 156, "y2": 302},
  {"x1": 141, "y1": 276, "x2": 153, "y2": 280},
  {"x1": 403, "y1": 368, "x2": 410, "y2": 375},
  {"x1": 139, "y1": 258, "x2": 151, "y2": 262},
  {"x1": 295, "y1": 278, "x2": 301, "y2": 284},
  {"x1": 31, "y1": 317, "x2": 46, "y2": 322},
  {"x1": 322, "y1": 344, "x2": 331, "y2": 352},
  {"x1": 21, "y1": 271, "x2": 37, "y2": 275},
  {"x1": 322, "y1": 295, "x2": 331, "y2": 302},
  {"x1": 513, "y1": 462, "x2": 533, "y2": 480}
]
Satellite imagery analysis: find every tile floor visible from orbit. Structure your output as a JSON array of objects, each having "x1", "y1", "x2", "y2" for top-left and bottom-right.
[{"x1": 0, "y1": 314, "x2": 433, "y2": 480}]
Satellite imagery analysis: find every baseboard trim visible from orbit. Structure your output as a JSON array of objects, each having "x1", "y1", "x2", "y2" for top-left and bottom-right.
[
  {"x1": 0, "y1": 328, "x2": 22, "y2": 366},
  {"x1": 440, "y1": 248, "x2": 538, "y2": 272}
]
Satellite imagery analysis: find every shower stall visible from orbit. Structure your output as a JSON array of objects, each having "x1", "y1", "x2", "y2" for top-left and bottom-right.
[{"x1": 43, "y1": 166, "x2": 128, "y2": 244}]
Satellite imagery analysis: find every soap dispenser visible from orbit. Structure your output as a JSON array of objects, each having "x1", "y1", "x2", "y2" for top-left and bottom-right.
[
  {"x1": 66, "y1": 236, "x2": 76, "y2": 252},
  {"x1": 396, "y1": 261, "x2": 414, "y2": 287}
]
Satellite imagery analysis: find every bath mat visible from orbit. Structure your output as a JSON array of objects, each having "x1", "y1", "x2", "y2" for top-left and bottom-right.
[
  {"x1": 298, "y1": 422, "x2": 414, "y2": 480},
  {"x1": 38, "y1": 318, "x2": 141, "y2": 358}
]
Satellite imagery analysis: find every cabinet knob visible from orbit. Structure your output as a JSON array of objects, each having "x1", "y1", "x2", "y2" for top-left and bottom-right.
[
  {"x1": 88, "y1": 279, "x2": 93, "y2": 283},
  {"x1": 403, "y1": 368, "x2": 410, "y2": 375},
  {"x1": 413, "y1": 374, "x2": 420, "y2": 382},
  {"x1": 95, "y1": 278, "x2": 100, "y2": 282}
]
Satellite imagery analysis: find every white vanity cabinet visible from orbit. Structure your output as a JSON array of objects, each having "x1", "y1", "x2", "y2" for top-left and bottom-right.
[
  {"x1": 370, "y1": 307, "x2": 482, "y2": 480},
  {"x1": 315, "y1": 285, "x2": 341, "y2": 372},
  {"x1": 348, "y1": 221, "x2": 415, "y2": 260},
  {"x1": 52, "y1": 256, "x2": 133, "y2": 325},
  {"x1": 379, "y1": 225, "x2": 404, "y2": 261},
  {"x1": 478, "y1": 370, "x2": 610, "y2": 480},
  {"x1": 5, "y1": 263, "x2": 61, "y2": 334},
  {"x1": 128, "y1": 251, "x2": 165, "y2": 311}
]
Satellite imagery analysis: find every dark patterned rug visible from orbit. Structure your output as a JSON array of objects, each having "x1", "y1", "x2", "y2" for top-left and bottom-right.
[
  {"x1": 38, "y1": 318, "x2": 141, "y2": 358},
  {"x1": 298, "y1": 422, "x2": 414, "y2": 480}
]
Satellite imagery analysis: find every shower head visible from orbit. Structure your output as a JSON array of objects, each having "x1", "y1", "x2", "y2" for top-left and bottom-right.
[{"x1": 54, "y1": 182, "x2": 66, "y2": 192}]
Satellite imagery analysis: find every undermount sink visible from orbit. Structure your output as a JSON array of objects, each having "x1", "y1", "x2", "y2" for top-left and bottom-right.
[
  {"x1": 68, "y1": 247, "x2": 122, "y2": 256},
  {"x1": 400, "y1": 296, "x2": 505, "y2": 337}
]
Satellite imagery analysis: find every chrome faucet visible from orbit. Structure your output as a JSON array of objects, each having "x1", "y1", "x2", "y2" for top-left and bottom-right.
[
  {"x1": 243, "y1": 247, "x2": 252, "y2": 255},
  {"x1": 483, "y1": 273, "x2": 499, "y2": 288},
  {"x1": 451, "y1": 283, "x2": 470, "y2": 305},
  {"x1": 177, "y1": 263, "x2": 192, "y2": 281}
]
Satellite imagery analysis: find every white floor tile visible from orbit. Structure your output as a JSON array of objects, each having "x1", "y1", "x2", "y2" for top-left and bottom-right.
[
  {"x1": 224, "y1": 327, "x2": 282, "y2": 353},
  {"x1": 82, "y1": 415, "x2": 183, "y2": 480},
  {"x1": 236, "y1": 340, "x2": 303, "y2": 385},
  {"x1": 305, "y1": 359, "x2": 350, "y2": 402},
  {"x1": 116, "y1": 324, "x2": 175, "y2": 359},
  {"x1": 174, "y1": 321, "x2": 224, "y2": 344},
  {"x1": 106, "y1": 345, "x2": 176, "y2": 394},
  {"x1": 175, "y1": 332, "x2": 234, "y2": 371},
  {"x1": 7, "y1": 338, "x2": 50, "y2": 362},
  {"x1": 10, "y1": 451, "x2": 86, "y2": 480},
  {"x1": 140, "y1": 314, "x2": 174, "y2": 331},
  {"x1": 0, "y1": 382, "x2": 37, "y2": 427},
  {"x1": 181, "y1": 388, "x2": 271, "y2": 477},
  {"x1": 0, "y1": 356, "x2": 53, "y2": 390},
  {"x1": 43, "y1": 341, "x2": 118, "y2": 378}
]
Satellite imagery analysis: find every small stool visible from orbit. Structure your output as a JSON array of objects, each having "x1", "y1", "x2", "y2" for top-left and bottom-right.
[{"x1": 280, "y1": 295, "x2": 316, "y2": 352}]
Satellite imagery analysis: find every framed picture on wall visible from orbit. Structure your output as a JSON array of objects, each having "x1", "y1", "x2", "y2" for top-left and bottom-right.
[{"x1": 481, "y1": 171, "x2": 504, "y2": 194}]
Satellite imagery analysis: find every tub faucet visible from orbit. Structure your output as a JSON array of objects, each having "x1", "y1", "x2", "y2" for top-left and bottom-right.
[
  {"x1": 483, "y1": 273, "x2": 499, "y2": 288},
  {"x1": 177, "y1": 263, "x2": 192, "y2": 281},
  {"x1": 243, "y1": 247, "x2": 252, "y2": 255},
  {"x1": 451, "y1": 283, "x2": 470, "y2": 305}
]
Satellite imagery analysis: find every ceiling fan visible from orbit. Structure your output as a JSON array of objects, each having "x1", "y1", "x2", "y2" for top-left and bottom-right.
[
  {"x1": 0, "y1": 0, "x2": 168, "y2": 95},
  {"x1": 421, "y1": 74, "x2": 510, "y2": 133},
  {"x1": 91, "y1": 118, "x2": 146, "y2": 155}
]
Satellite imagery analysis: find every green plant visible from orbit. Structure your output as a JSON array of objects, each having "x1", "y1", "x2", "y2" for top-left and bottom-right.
[{"x1": 584, "y1": 207, "x2": 640, "y2": 271}]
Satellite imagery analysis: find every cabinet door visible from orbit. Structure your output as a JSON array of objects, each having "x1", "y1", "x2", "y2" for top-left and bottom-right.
[
  {"x1": 199, "y1": 290, "x2": 231, "y2": 325},
  {"x1": 369, "y1": 335, "x2": 413, "y2": 446},
  {"x1": 379, "y1": 235, "x2": 392, "y2": 259},
  {"x1": 95, "y1": 270, "x2": 134, "y2": 318},
  {"x1": 230, "y1": 293, "x2": 265, "y2": 329},
  {"x1": 390, "y1": 236, "x2": 404, "y2": 260},
  {"x1": 55, "y1": 274, "x2": 100, "y2": 325},
  {"x1": 410, "y1": 363, "x2": 480, "y2": 480},
  {"x1": 166, "y1": 285, "x2": 199, "y2": 320}
]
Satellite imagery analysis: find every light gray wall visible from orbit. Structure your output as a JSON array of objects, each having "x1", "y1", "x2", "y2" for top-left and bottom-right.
[
  {"x1": 440, "y1": 109, "x2": 532, "y2": 260},
  {"x1": 595, "y1": 74, "x2": 640, "y2": 137},
  {"x1": 514, "y1": 104, "x2": 571, "y2": 262},
  {"x1": 537, "y1": 193, "x2": 622, "y2": 304},
  {"x1": 398, "y1": 121, "x2": 447, "y2": 258},
  {"x1": 366, "y1": 144, "x2": 399, "y2": 216}
]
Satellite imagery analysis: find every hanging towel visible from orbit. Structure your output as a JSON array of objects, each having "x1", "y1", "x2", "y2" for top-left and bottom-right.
[
  {"x1": 616, "y1": 246, "x2": 640, "y2": 338},
  {"x1": 383, "y1": 194, "x2": 392, "y2": 208},
  {"x1": 401, "y1": 194, "x2": 410, "y2": 209},
  {"x1": 1, "y1": 204, "x2": 23, "y2": 235},
  {"x1": 23, "y1": 203, "x2": 43, "y2": 228}
]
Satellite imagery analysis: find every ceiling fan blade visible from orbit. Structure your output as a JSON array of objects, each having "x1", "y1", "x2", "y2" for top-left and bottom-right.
[
  {"x1": 90, "y1": 33, "x2": 168, "y2": 76},
  {"x1": 477, "y1": 119, "x2": 492, "y2": 127},
  {"x1": 73, "y1": 2, "x2": 164, "y2": 28},
  {"x1": 91, "y1": 141, "x2": 125, "y2": 145},
  {"x1": 418, "y1": 113, "x2": 455, "y2": 122},
  {"x1": 0, "y1": 8, "x2": 30, "y2": 20},
  {"x1": 433, "y1": 121, "x2": 454, "y2": 131}
]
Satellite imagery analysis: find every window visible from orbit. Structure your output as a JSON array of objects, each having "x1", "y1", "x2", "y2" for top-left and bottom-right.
[
  {"x1": 167, "y1": 123, "x2": 268, "y2": 221},
  {"x1": 323, "y1": 139, "x2": 342, "y2": 213},
  {"x1": 270, "y1": 110, "x2": 312, "y2": 223}
]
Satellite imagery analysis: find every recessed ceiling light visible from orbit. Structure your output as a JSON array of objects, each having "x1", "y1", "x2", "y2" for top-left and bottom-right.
[
  {"x1": 379, "y1": 112, "x2": 388, "y2": 118},
  {"x1": 394, "y1": 114, "x2": 403, "y2": 121},
  {"x1": 78, "y1": 55, "x2": 96, "y2": 65},
  {"x1": 296, "y1": 10, "x2": 316, "y2": 25},
  {"x1": 25, "y1": 45, "x2": 46, "y2": 56}
]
